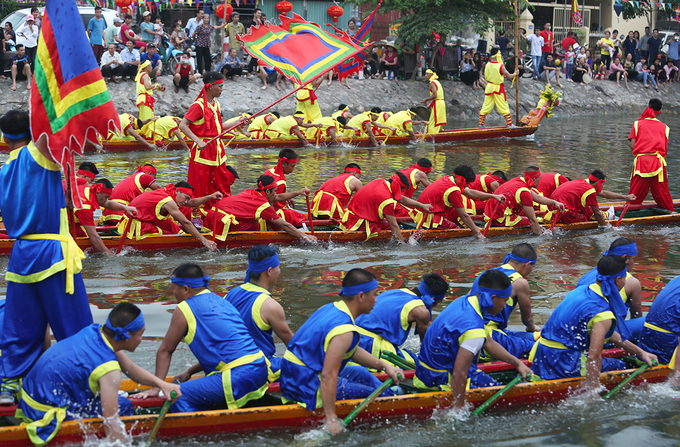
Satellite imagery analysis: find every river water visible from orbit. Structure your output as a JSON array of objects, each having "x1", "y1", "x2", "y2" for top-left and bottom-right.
[{"x1": 2, "y1": 114, "x2": 680, "y2": 446}]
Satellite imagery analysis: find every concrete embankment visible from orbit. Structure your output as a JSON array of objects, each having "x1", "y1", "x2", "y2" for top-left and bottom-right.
[{"x1": 1, "y1": 74, "x2": 678, "y2": 123}]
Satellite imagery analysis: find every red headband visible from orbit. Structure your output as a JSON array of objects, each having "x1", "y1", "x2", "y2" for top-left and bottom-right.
[
  {"x1": 453, "y1": 174, "x2": 467, "y2": 188},
  {"x1": 137, "y1": 165, "x2": 157, "y2": 176},
  {"x1": 411, "y1": 163, "x2": 432, "y2": 174},
  {"x1": 639, "y1": 106, "x2": 657, "y2": 120},
  {"x1": 166, "y1": 184, "x2": 194, "y2": 200},
  {"x1": 93, "y1": 183, "x2": 113, "y2": 196},
  {"x1": 524, "y1": 169, "x2": 542, "y2": 187},
  {"x1": 487, "y1": 173, "x2": 506, "y2": 184},
  {"x1": 390, "y1": 176, "x2": 404, "y2": 201},
  {"x1": 195, "y1": 79, "x2": 224, "y2": 105},
  {"x1": 274, "y1": 156, "x2": 298, "y2": 176},
  {"x1": 344, "y1": 167, "x2": 361, "y2": 175},
  {"x1": 177, "y1": 187, "x2": 194, "y2": 198},
  {"x1": 588, "y1": 174, "x2": 605, "y2": 193},
  {"x1": 77, "y1": 169, "x2": 96, "y2": 180},
  {"x1": 258, "y1": 180, "x2": 276, "y2": 190}
]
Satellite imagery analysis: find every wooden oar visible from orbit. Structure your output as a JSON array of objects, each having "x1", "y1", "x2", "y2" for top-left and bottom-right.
[
  {"x1": 146, "y1": 390, "x2": 177, "y2": 445},
  {"x1": 305, "y1": 194, "x2": 315, "y2": 236},
  {"x1": 471, "y1": 374, "x2": 523, "y2": 415},
  {"x1": 343, "y1": 373, "x2": 402, "y2": 427},
  {"x1": 549, "y1": 210, "x2": 563, "y2": 232},
  {"x1": 482, "y1": 201, "x2": 502, "y2": 237},
  {"x1": 117, "y1": 217, "x2": 133, "y2": 254},
  {"x1": 615, "y1": 202, "x2": 630, "y2": 227},
  {"x1": 211, "y1": 208, "x2": 219, "y2": 243},
  {"x1": 380, "y1": 352, "x2": 416, "y2": 370},
  {"x1": 602, "y1": 362, "x2": 655, "y2": 399}
]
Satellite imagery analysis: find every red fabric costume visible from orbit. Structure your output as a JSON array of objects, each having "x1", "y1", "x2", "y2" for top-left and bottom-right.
[
  {"x1": 263, "y1": 159, "x2": 306, "y2": 226},
  {"x1": 536, "y1": 172, "x2": 569, "y2": 198},
  {"x1": 483, "y1": 177, "x2": 534, "y2": 227},
  {"x1": 116, "y1": 185, "x2": 189, "y2": 239},
  {"x1": 311, "y1": 172, "x2": 357, "y2": 219},
  {"x1": 464, "y1": 173, "x2": 505, "y2": 215},
  {"x1": 549, "y1": 179, "x2": 599, "y2": 223},
  {"x1": 73, "y1": 183, "x2": 102, "y2": 237},
  {"x1": 100, "y1": 170, "x2": 156, "y2": 224},
  {"x1": 203, "y1": 188, "x2": 280, "y2": 241},
  {"x1": 340, "y1": 178, "x2": 400, "y2": 239},
  {"x1": 411, "y1": 176, "x2": 464, "y2": 229},
  {"x1": 391, "y1": 164, "x2": 431, "y2": 218}
]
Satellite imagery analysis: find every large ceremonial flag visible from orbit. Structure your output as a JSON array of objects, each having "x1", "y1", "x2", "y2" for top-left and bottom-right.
[
  {"x1": 333, "y1": 1, "x2": 382, "y2": 80},
  {"x1": 238, "y1": 13, "x2": 366, "y2": 85},
  {"x1": 31, "y1": 0, "x2": 120, "y2": 207}
]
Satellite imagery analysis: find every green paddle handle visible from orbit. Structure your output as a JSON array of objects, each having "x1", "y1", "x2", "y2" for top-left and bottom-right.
[
  {"x1": 602, "y1": 362, "x2": 655, "y2": 400},
  {"x1": 147, "y1": 390, "x2": 177, "y2": 445},
  {"x1": 343, "y1": 373, "x2": 402, "y2": 426},
  {"x1": 471, "y1": 374, "x2": 523, "y2": 415},
  {"x1": 380, "y1": 352, "x2": 416, "y2": 370}
]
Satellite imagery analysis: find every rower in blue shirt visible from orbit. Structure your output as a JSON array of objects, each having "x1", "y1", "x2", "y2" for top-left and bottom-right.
[
  {"x1": 638, "y1": 276, "x2": 680, "y2": 365},
  {"x1": 577, "y1": 237, "x2": 644, "y2": 338},
  {"x1": 17, "y1": 303, "x2": 180, "y2": 446},
  {"x1": 415, "y1": 270, "x2": 532, "y2": 410},
  {"x1": 225, "y1": 245, "x2": 294, "y2": 382},
  {"x1": 130, "y1": 264, "x2": 269, "y2": 413},
  {"x1": 280, "y1": 268, "x2": 403, "y2": 436},
  {"x1": 476, "y1": 243, "x2": 541, "y2": 359},
  {"x1": 354, "y1": 273, "x2": 449, "y2": 366},
  {"x1": 531, "y1": 255, "x2": 656, "y2": 391}
]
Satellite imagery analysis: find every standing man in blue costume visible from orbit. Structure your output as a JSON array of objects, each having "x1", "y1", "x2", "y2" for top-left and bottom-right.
[
  {"x1": 354, "y1": 273, "x2": 450, "y2": 366},
  {"x1": 637, "y1": 276, "x2": 680, "y2": 366},
  {"x1": 280, "y1": 268, "x2": 403, "y2": 436},
  {"x1": 224, "y1": 246, "x2": 294, "y2": 382},
  {"x1": 16, "y1": 303, "x2": 181, "y2": 446},
  {"x1": 576, "y1": 237, "x2": 643, "y2": 338},
  {"x1": 0, "y1": 110, "x2": 92, "y2": 405},
  {"x1": 531, "y1": 256, "x2": 656, "y2": 390},
  {"x1": 131, "y1": 264, "x2": 269, "y2": 412},
  {"x1": 477, "y1": 243, "x2": 541, "y2": 360},
  {"x1": 414, "y1": 270, "x2": 532, "y2": 409}
]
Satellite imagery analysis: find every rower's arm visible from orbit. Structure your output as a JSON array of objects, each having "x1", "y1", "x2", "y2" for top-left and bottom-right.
[
  {"x1": 598, "y1": 190, "x2": 636, "y2": 201},
  {"x1": 483, "y1": 336, "x2": 532, "y2": 379},
  {"x1": 586, "y1": 319, "x2": 610, "y2": 391},
  {"x1": 351, "y1": 346, "x2": 402, "y2": 383},
  {"x1": 531, "y1": 190, "x2": 565, "y2": 209},
  {"x1": 348, "y1": 178, "x2": 363, "y2": 192},
  {"x1": 625, "y1": 276, "x2": 643, "y2": 319},
  {"x1": 186, "y1": 192, "x2": 223, "y2": 208},
  {"x1": 148, "y1": 181, "x2": 162, "y2": 191},
  {"x1": 591, "y1": 205, "x2": 608, "y2": 227},
  {"x1": 521, "y1": 205, "x2": 544, "y2": 235},
  {"x1": 104, "y1": 201, "x2": 137, "y2": 216},
  {"x1": 451, "y1": 348, "x2": 475, "y2": 409},
  {"x1": 463, "y1": 188, "x2": 505, "y2": 203},
  {"x1": 116, "y1": 351, "x2": 182, "y2": 401},
  {"x1": 270, "y1": 217, "x2": 316, "y2": 243},
  {"x1": 608, "y1": 330, "x2": 657, "y2": 366},
  {"x1": 399, "y1": 196, "x2": 433, "y2": 212},
  {"x1": 321, "y1": 332, "x2": 353, "y2": 435},
  {"x1": 84, "y1": 225, "x2": 114, "y2": 255},
  {"x1": 415, "y1": 171, "x2": 431, "y2": 188},
  {"x1": 98, "y1": 370, "x2": 126, "y2": 442},
  {"x1": 410, "y1": 305, "x2": 433, "y2": 342},
  {"x1": 128, "y1": 127, "x2": 156, "y2": 150},
  {"x1": 273, "y1": 188, "x2": 310, "y2": 203},
  {"x1": 514, "y1": 278, "x2": 539, "y2": 332},
  {"x1": 292, "y1": 127, "x2": 311, "y2": 146},
  {"x1": 454, "y1": 207, "x2": 484, "y2": 239},
  {"x1": 385, "y1": 214, "x2": 405, "y2": 244},
  {"x1": 165, "y1": 202, "x2": 217, "y2": 252},
  {"x1": 363, "y1": 122, "x2": 379, "y2": 147},
  {"x1": 261, "y1": 297, "x2": 294, "y2": 345},
  {"x1": 171, "y1": 129, "x2": 191, "y2": 151}
]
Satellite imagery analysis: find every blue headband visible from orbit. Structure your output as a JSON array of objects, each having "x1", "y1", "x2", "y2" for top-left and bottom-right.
[
  {"x1": 604, "y1": 243, "x2": 638, "y2": 257},
  {"x1": 339, "y1": 279, "x2": 379, "y2": 297},
  {"x1": 2, "y1": 130, "x2": 31, "y2": 140},
  {"x1": 595, "y1": 267, "x2": 630, "y2": 341},
  {"x1": 503, "y1": 253, "x2": 537, "y2": 265},
  {"x1": 105, "y1": 312, "x2": 145, "y2": 341},
  {"x1": 171, "y1": 275, "x2": 210, "y2": 289},
  {"x1": 417, "y1": 281, "x2": 446, "y2": 302},
  {"x1": 469, "y1": 271, "x2": 514, "y2": 310},
  {"x1": 245, "y1": 254, "x2": 280, "y2": 283}
]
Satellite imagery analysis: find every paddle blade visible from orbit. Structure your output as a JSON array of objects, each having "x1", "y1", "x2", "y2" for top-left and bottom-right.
[{"x1": 471, "y1": 374, "x2": 523, "y2": 415}]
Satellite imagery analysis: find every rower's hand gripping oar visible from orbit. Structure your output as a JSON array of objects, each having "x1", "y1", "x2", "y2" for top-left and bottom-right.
[
  {"x1": 602, "y1": 361, "x2": 657, "y2": 399},
  {"x1": 343, "y1": 373, "x2": 403, "y2": 427},
  {"x1": 471, "y1": 374, "x2": 524, "y2": 415},
  {"x1": 615, "y1": 202, "x2": 630, "y2": 228},
  {"x1": 147, "y1": 390, "x2": 177, "y2": 445}
]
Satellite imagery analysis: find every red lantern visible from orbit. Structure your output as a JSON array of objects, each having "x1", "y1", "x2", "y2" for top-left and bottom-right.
[
  {"x1": 327, "y1": 5, "x2": 344, "y2": 22},
  {"x1": 276, "y1": 0, "x2": 293, "y2": 16},
  {"x1": 216, "y1": 3, "x2": 233, "y2": 20},
  {"x1": 115, "y1": 0, "x2": 133, "y2": 14}
]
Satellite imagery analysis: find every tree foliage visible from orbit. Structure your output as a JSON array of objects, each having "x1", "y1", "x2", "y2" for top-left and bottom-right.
[
  {"x1": 0, "y1": 0, "x2": 21, "y2": 20},
  {"x1": 621, "y1": 3, "x2": 654, "y2": 27}
]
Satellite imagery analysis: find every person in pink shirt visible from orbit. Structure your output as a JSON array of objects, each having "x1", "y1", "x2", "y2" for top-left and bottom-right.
[{"x1": 608, "y1": 56, "x2": 629, "y2": 89}]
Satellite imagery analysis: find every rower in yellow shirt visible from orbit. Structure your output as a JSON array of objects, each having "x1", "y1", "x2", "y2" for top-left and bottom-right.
[
  {"x1": 305, "y1": 116, "x2": 358, "y2": 146},
  {"x1": 384, "y1": 108, "x2": 428, "y2": 141},
  {"x1": 247, "y1": 112, "x2": 279, "y2": 140}
]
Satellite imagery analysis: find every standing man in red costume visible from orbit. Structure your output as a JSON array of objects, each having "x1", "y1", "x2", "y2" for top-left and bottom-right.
[
  {"x1": 479, "y1": 48, "x2": 518, "y2": 128},
  {"x1": 484, "y1": 166, "x2": 565, "y2": 235},
  {"x1": 311, "y1": 164, "x2": 363, "y2": 220},
  {"x1": 628, "y1": 99, "x2": 674, "y2": 211},
  {"x1": 263, "y1": 149, "x2": 311, "y2": 226},
  {"x1": 179, "y1": 71, "x2": 238, "y2": 201},
  {"x1": 100, "y1": 164, "x2": 161, "y2": 226}
]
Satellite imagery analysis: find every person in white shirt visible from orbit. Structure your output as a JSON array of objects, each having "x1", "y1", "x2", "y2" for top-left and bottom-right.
[
  {"x1": 101, "y1": 43, "x2": 124, "y2": 83},
  {"x1": 185, "y1": 9, "x2": 204, "y2": 45},
  {"x1": 526, "y1": 27, "x2": 544, "y2": 80},
  {"x1": 120, "y1": 40, "x2": 140, "y2": 79},
  {"x1": 15, "y1": 16, "x2": 39, "y2": 64}
]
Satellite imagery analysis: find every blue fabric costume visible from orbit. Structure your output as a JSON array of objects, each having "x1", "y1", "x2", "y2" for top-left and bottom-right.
[
  {"x1": 280, "y1": 300, "x2": 393, "y2": 410},
  {"x1": 414, "y1": 289, "x2": 503, "y2": 391},
  {"x1": 0, "y1": 143, "x2": 92, "y2": 381},
  {"x1": 638, "y1": 276, "x2": 680, "y2": 364},
  {"x1": 170, "y1": 290, "x2": 269, "y2": 413},
  {"x1": 16, "y1": 324, "x2": 132, "y2": 446},
  {"x1": 531, "y1": 284, "x2": 627, "y2": 380},
  {"x1": 224, "y1": 282, "x2": 283, "y2": 381}
]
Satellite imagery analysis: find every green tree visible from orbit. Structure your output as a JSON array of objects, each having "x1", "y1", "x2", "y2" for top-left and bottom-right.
[{"x1": 0, "y1": 0, "x2": 21, "y2": 20}]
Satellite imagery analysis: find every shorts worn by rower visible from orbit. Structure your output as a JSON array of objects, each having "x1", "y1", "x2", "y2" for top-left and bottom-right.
[
  {"x1": 262, "y1": 149, "x2": 311, "y2": 226},
  {"x1": 311, "y1": 164, "x2": 363, "y2": 220},
  {"x1": 141, "y1": 116, "x2": 190, "y2": 150},
  {"x1": 414, "y1": 270, "x2": 531, "y2": 409},
  {"x1": 100, "y1": 164, "x2": 161, "y2": 225},
  {"x1": 280, "y1": 269, "x2": 403, "y2": 436},
  {"x1": 131, "y1": 264, "x2": 268, "y2": 412},
  {"x1": 17, "y1": 304, "x2": 180, "y2": 446}
]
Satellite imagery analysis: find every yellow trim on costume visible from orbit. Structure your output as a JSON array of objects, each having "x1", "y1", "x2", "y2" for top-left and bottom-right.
[
  {"x1": 18, "y1": 389, "x2": 67, "y2": 446},
  {"x1": 581, "y1": 188, "x2": 596, "y2": 209},
  {"x1": 28, "y1": 142, "x2": 60, "y2": 171},
  {"x1": 177, "y1": 300, "x2": 197, "y2": 345},
  {"x1": 215, "y1": 351, "x2": 268, "y2": 409},
  {"x1": 633, "y1": 152, "x2": 667, "y2": 182},
  {"x1": 88, "y1": 361, "x2": 121, "y2": 394},
  {"x1": 467, "y1": 295, "x2": 483, "y2": 318},
  {"x1": 458, "y1": 329, "x2": 486, "y2": 346},
  {"x1": 400, "y1": 297, "x2": 424, "y2": 331},
  {"x1": 644, "y1": 322, "x2": 674, "y2": 334},
  {"x1": 283, "y1": 349, "x2": 306, "y2": 366},
  {"x1": 333, "y1": 300, "x2": 355, "y2": 323},
  {"x1": 670, "y1": 347, "x2": 677, "y2": 369},
  {"x1": 323, "y1": 324, "x2": 357, "y2": 353},
  {"x1": 355, "y1": 326, "x2": 398, "y2": 360},
  {"x1": 587, "y1": 311, "x2": 615, "y2": 331}
]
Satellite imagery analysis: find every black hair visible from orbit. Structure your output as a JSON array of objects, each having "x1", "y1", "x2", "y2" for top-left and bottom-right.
[
  {"x1": 257, "y1": 175, "x2": 276, "y2": 190},
  {"x1": 654, "y1": 28, "x2": 659, "y2": 32},
  {"x1": 278, "y1": 148, "x2": 297, "y2": 160},
  {"x1": 196, "y1": 9, "x2": 203, "y2": 16},
  {"x1": 226, "y1": 165, "x2": 240, "y2": 179},
  {"x1": 174, "y1": 180, "x2": 194, "y2": 190},
  {"x1": 143, "y1": 163, "x2": 155, "y2": 169},
  {"x1": 597, "y1": 255, "x2": 627, "y2": 276},
  {"x1": 172, "y1": 264, "x2": 205, "y2": 289},
  {"x1": 345, "y1": 163, "x2": 361, "y2": 171},
  {"x1": 341, "y1": 268, "x2": 377, "y2": 299},
  {"x1": 31, "y1": 7, "x2": 39, "y2": 13},
  {"x1": 254, "y1": 8, "x2": 262, "y2": 13},
  {"x1": 337, "y1": 116, "x2": 348, "y2": 126},
  {"x1": 94, "y1": 6, "x2": 102, "y2": 12},
  {"x1": 173, "y1": 23, "x2": 181, "y2": 29},
  {"x1": 5, "y1": 22, "x2": 13, "y2": 29},
  {"x1": 294, "y1": 111, "x2": 305, "y2": 116},
  {"x1": 94, "y1": 178, "x2": 114, "y2": 190},
  {"x1": 416, "y1": 158, "x2": 432, "y2": 169},
  {"x1": 271, "y1": 111, "x2": 280, "y2": 118},
  {"x1": 511, "y1": 242, "x2": 537, "y2": 260},
  {"x1": 125, "y1": 14, "x2": 132, "y2": 20},
  {"x1": 492, "y1": 170, "x2": 507, "y2": 181},
  {"x1": 612, "y1": 29, "x2": 618, "y2": 34},
  {"x1": 499, "y1": 30, "x2": 505, "y2": 36},
  {"x1": 78, "y1": 162, "x2": 99, "y2": 176},
  {"x1": 409, "y1": 107, "x2": 419, "y2": 114},
  {"x1": 391, "y1": 171, "x2": 408, "y2": 186},
  {"x1": 338, "y1": 104, "x2": 348, "y2": 110},
  {"x1": 370, "y1": 107, "x2": 382, "y2": 114},
  {"x1": 589, "y1": 169, "x2": 606, "y2": 182},
  {"x1": 203, "y1": 71, "x2": 222, "y2": 85},
  {"x1": 0, "y1": 109, "x2": 30, "y2": 142},
  {"x1": 478, "y1": 269, "x2": 512, "y2": 290},
  {"x1": 247, "y1": 245, "x2": 278, "y2": 281},
  {"x1": 490, "y1": 47, "x2": 499, "y2": 56},
  {"x1": 102, "y1": 303, "x2": 142, "y2": 337},
  {"x1": 649, "y1": 98, "x2": 662, "y2": 112},
  {"x1": 526, "y1": 165, "x2": 540, "y2": 172},
  {"x1": 453, "y1": 164, "x2": 475, "y2": 184},
  {"x1": 610, "y1": 237, "x2": 635, "y2": 250},
  {"x1": 421, "y1": 273, "x2": 449, "y2": 296},
  {"x1": 15, "y1": 43, "x2": 24, "y2": 50}
]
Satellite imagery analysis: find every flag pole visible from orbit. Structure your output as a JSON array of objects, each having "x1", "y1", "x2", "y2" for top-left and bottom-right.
[{"x1": 514, "y1": 0, "x2": 520, "y2": 123}]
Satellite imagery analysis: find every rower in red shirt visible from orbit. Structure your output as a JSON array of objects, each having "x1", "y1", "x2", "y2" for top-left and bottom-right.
[
  {"x1": 535, "y1": 172, "x2": 569, "y2": 198},
  {"x1": 463, "y1": 170, "x2": 507, "y2": 215},
  {"x1": 74, "y1": 179, "x2": 137, "y2": 255},
  {"x1": 311, "y1": 163, "x2": 363, "y2": 220},
  {"x1": 179, "y1": 71, "x2": 238, "y2": 202},
  {"x1": 204, "y1": 175, "x2": 317, "y2": 243},
  {"x1": 263, "y1": 149, "x2": 311, "y2": 226},
  {"x1": 117, "y1": 182, "x2": 221, "y2": 251},
  {"x1": 100, "y1": 164, "x2": 161, "y2": 226},
  {"x1": 628, "y1": 99, "x2": 673, "y2": 211},
  {"x1": 484, "y1": 166, "x2": 565, "y2": 235},
  {"x1": 412, "y1": 165, "x2": 505, "y2": 238},
  {"x1": 549, "y1": 170, "x2": 634, "y2": 225},
  {"x1": 340, "y1": 171, "x2": 433, "y2": 243},
  {"x1": 392, "y1": 158, "x2": 433, "y2": 217},
  {"x1": 63, "y1": 162, "x2": 99, "y2": 193}
]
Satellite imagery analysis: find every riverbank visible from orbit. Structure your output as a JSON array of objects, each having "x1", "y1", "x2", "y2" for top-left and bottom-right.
[{"x1": 1, "y1": 74, "x2": 678, "y2": 123}]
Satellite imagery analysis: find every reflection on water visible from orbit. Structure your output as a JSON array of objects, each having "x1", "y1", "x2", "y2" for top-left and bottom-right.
[{"x1": 2, "y1": 116, "x2": 680, "y2": 445}]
